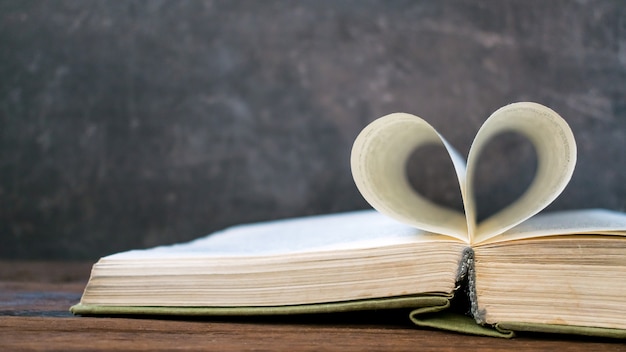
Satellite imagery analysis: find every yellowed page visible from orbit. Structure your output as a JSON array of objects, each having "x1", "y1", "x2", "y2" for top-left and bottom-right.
[
  {"x1": 479, "y1": 209, "x2": 626, "y2": 245},
  {"x1": 467, "y1": 102, "x2": 577, "y2": 244},
  {"x1": 351, "y1": 113, "x2": 468, "y2": 242},
  {"x1": 474, "y1": 237, "x2": 626, "y2": 331},
  {"x1": 79, "y1": 210, "x2": 466, "y2": 308}
]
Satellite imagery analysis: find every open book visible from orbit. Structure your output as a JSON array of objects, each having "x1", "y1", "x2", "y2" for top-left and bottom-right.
[{"x1": 71, "y1": 102, "x2": 626, "y2": 338}]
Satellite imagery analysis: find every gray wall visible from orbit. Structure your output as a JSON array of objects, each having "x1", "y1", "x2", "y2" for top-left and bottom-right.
[{"x1": 2, "y1": 0, "x2": 625, "y2": 259}]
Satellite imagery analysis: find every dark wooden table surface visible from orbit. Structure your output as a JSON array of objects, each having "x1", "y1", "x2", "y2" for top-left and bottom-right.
[{"x1": 1, "y1": 261, "x2": 625, "y2": 351}]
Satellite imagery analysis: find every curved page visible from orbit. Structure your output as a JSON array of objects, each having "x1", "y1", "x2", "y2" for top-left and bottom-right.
[
  {"x1": 351, "y1": 113, "x2": 468, "y2": 242},
  {"x1": 466, "y1": 102, "x2": 577, "y2": 244}
]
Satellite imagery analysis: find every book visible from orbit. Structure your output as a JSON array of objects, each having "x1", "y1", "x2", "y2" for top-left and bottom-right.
[{"x1": 71, "y1": 102, "x2": 626, "y2": 338}]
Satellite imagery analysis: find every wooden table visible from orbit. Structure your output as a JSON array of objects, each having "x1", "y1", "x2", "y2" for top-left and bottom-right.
[{"x1": 1, "y1": 261, "x2": 625, "y2": 351}]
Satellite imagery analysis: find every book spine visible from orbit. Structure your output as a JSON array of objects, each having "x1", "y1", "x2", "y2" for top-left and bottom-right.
[{"x1": 457, "y1": 247, "x2": 486, "y2": 324}]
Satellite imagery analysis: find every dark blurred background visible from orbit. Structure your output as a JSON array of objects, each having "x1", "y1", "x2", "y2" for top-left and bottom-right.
[{"x1": 1, "y1": 0, "x2": 625, "y2": 260}]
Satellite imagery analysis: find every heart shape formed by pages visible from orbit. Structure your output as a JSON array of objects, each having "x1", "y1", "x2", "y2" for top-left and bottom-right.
[{"x1": 350, "y1": 102, "x2": 577, "y2": 245}]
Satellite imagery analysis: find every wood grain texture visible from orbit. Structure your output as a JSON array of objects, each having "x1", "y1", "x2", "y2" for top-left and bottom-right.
[{"x1": 1, "y1": 261, "x2": 625, "y2": 351}]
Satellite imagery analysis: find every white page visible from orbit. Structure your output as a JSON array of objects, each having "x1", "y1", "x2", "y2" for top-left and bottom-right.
[
  {"x1": 479, "y1": 209, "x2": 626, "y2": 245},
  {"x1": 108, "y1": 210, "x2": 457, "y2": 259}
]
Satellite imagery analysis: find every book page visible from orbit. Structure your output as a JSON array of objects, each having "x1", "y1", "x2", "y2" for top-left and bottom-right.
[
  {"x1": 467, "y1": 103, "x2": 577, "y2": 244},
  {"x1": 107, "y1": 210, "x2": 458, "y2": 259},
  {"x1": 478, "y1": 209, "x2": 626, "y2": 245},
  {"x1": 351, "y1": 113, "x2": 469, "y2": 242}
]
